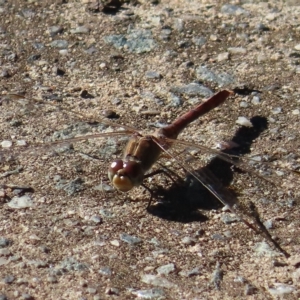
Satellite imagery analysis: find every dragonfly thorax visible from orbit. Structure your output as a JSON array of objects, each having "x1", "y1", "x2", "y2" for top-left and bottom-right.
[{"x1": 108, "y1": 158, "x2": 145, "y2": 192}]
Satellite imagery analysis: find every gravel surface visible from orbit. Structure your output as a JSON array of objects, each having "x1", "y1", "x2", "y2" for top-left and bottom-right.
[{"x1": 0, "y1": 0, "x2": 300, "y2": 299}]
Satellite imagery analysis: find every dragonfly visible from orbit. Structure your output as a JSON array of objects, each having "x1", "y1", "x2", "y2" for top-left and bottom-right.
[{"x1": 0, "y1": 90, "x2": 299, "y2": 257}]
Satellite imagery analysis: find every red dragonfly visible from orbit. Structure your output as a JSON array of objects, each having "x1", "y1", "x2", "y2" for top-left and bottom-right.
[{"x1": 0, "y1": 90, "x2": 298, "y2": 257}]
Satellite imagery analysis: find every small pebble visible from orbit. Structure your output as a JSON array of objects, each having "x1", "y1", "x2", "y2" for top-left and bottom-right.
[
  {"x1": 239, "y1": 101, "x2": 249, "y2": 108},
  {"x1": 179, "y1": 267, "x2": 201, "y2": 277},
  {"x1": 99, "y1": 267, "x2": 112, "y2": 276},
  {"x1": 50, "y1": 40, "x2": 68, "y2": 49},
  {"x1": 181, "y1": 236, "x2": 195, "y2": 245},
  {"x1": 90, "y1": 215, "x2": 102, "y2": 224},
  {"x1": 48, "y1": 26, "x2": 63, "y2": 36},
  {"x1": 21, "y1": 294, "x2": 34, "y2": 300},
  {"x1": 141, "y1": 274, "x2": 175, "y2": 288},
  {"x1": 71, "y1": 26, "x2": 90, "y2": 34},
  {"x1": 120, "y1": 233, "x2": 142, "y2": 245},
  {"x1": 227, "y1": 47, "x2": 247, "y2": 54},
  {"x1": 192, "y1": 36, "x2": 206, "y2": 46},
  {"x1": 245, "y1": 284, "x2": 257, "y2": 296},
  {"x1": 59, "y1": 49, "x2": 68, "y2": 55},
  {"x1": 221, "y1": 214, "x2": 239, "y2": 224},
  {"x1": 156, "y1": 263, "x2": 175, "y2": 275},
  {"x1": 251, "y1": 96, "x2": 261, "y2": 105},
  {"x1": 131, "y1": 288, "x2": 165, "y2": 299},
  {"x1": 271, "y1": 107, "x2": 282, "y2": 114},
  {"x1": 87, "y1": 287, "x2": 97, "y2": 294},
  {"x1": 236, "y1": 116, "x2": 253, "y2": 127},
  {"x1": 294, "y1": 44, "x2": 300, "y2": 51},
  {"x1": 217, "y1": 52, "x2": 229, "y2": 61},
  {"x1": 268, "y1": 283, "x2": 295, "y2": 296},
  {"x1": 0, "y1": 238, "x2": 10, "y2": 248},
  {"x1": 145, "y1": 70, "x2": 162, "y2": 79},
  {"x1": 16, "y1": 140, "x2": 27, "y2": 146},
  {"x1": 263, "y1": 219, "x2": 273, "y2": 229},
  {"x1": 7, "y1": 195, "x2": 33, "y2": 209},
  {"x1": 110, "y1": 240, "x2": 120, "y2": 247},
  {"x1": 3, "y1": 275, "x2": 14, "y2": 284},
  {"x1": 1, "y1": 140, "x2": 12, "y2": 148}
]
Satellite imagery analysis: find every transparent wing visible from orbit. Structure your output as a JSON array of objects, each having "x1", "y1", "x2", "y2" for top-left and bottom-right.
[
  {"x1": 0, "y1": 93, "x2": 137, "y2": 193},
  {"x1": 151, "y1": 136, "x2": 299, "y2": 256}
]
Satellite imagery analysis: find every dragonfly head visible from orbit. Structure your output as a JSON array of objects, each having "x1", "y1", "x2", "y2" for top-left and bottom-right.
[{"x1": 108, "y1": 159, "x2": 144, "y2": 192}]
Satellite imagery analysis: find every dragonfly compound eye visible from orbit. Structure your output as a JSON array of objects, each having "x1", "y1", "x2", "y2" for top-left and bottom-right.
[
  {"x1": 108, "y1": 159, "x2": 144, "y2": 192},
  {"x1": 108, "y1": 159, "x2": 124, "y2": 182}
]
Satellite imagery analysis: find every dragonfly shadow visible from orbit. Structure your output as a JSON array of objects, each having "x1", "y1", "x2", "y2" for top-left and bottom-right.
[{"x1": 147, "y1": 116, "x2": 269, "y2": 223}]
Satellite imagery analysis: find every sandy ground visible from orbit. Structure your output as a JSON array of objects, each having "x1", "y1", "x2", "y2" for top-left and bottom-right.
[{"x1": 0, "y1": 0, "x2": 300, "y2": 299}]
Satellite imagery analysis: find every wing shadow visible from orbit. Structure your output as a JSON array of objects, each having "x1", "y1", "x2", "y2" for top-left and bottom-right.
[{"x1": 147, "y1": 116, "x2": 269, "y2": 223}]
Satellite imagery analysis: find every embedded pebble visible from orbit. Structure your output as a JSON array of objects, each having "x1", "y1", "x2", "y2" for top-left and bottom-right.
[
  {"x1": 292, "y1": 109, "x2": 299, "y2": 115},
  {"x1": 268, "y1": 283, "x2": 295, "y2": 296},
  {"x1": 50, "y1": 40, "x2": 68, "y2": 49},
  {"x1": 174, "y1": 18, "x2": 184, "y2": 32},
  {"x1": 156, "y1": 263, "x2": 175, "y2": 275},
  {"x1": 192, "y1": 36, "x2": 206, "y2": 46},
  {"x1": 47, "y1": 276, "x2": 58, "y2": 283},
  {"x1": 16, "y1": 140, "x2": 27, "y2": 146},
  {"x1": 104, "y1": 29, "x2": 156, "y2": 54},
  {"x1": 221, "y1": 4, "x2": 249, "y2": 15},
  {"x1": 239, "y1": 101, "x2": 249, "y2": 108},
  {"x1": 1, "y1": 140, "x2": 12, "y2": 148},
  {"x1": 254, "y1": 241, "x2": 278, "y2": 257},
  {"x1": 131, "y1": 288, "x2": 165, "y2": 299},
  {"x1": 2, "y1": 275, "x2": 14, "y2": 284},
  {"x1": 217, "y1": 52, "x2": 229, "y2": 61},
  {"x1": 59, "y1": 49, "x2": 68, "y2": 55},
  {"x1": 56, "y1": 257, "x2": 88, "y2": 272},
  {"x1": 21, "y1": 293, "x2": 34, "y2": 300},
  {"x1": 251, "y1": 96, "x2": 261, "y2": 105},
  {"x1": 179, "y1": 267, "x2": 201, "y2": 277},
  {"x1": 181, "y1": 236, "x2": 195, "y2": 245},
  {"x1": 141, "y1": 274, "x2": 175, "y2": 288},
  {"x1": 145, "y1": 70, "x2": 162, "y2": 79},
  {"x1": 70, "y1": 26, "x2": 90, "y2": 34},
  {"x1": 55, "y1": 178, "x2": 84, "y2": 196},
  {"x1": 221, "y1": 214, "x2": 239, "y2": 224},
  {"x1": 169, "y1": 93, "x2": 182, "y2": 107},
  {"x1": 195, "y1": 66, "x2": 235, "y2": 87},
  {"x1": 87, "y1": 287, "x2": 97, "y2": 294},
  {"x1": 236, "y1": 116, "x2": 253, "y2": 127},
  {"x1": 271, "y1": 107, "x2": 282, "y2": 114},
  {"x1": 294, "y1": 44, "x2": 300, "y2": 51},
  {"x1": 263, "y1": 219, "x2": 273, "y2": 230},
  {"x1": 48, "y1": 26, "x2": 63, "y2": 36},
  {"x1": 160, "y1": 28, "x2": 172, "y2": 40},
  {"x1": 7, "y1": 195, "x2": 33, "y2": 209},
  {"x1": 245, "y1": 284, "x2": 257, "y2": 296},
  {"x1": 90, "y1": 215, "x2": 102, "y2": 224},
  {"x1": 120, "y1": 233, "x2": 142, "y2": 245},
  {"x1": 170, "y1": 83, "x2": 213, "y2": 97},
  {"x1": 110, "y1": 240, "x2": 120, "y2": 247},
  {"x1": 227, "y1": 47, "x2": 247, "y2": 54},
  {"x1": 99, "y1": 267, "x2": 112, "y2": 276},
  {"x1": 0, "y1": 238, "x2": 10, "y2": 248}
]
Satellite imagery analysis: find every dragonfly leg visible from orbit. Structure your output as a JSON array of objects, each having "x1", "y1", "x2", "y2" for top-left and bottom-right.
[
  {"x1": 248, "y1": 201, "x2": 290, "y2": 258},
  {"x1": 144, "y1": 165, "x2": 183, "y2": 186},
  {"x1": 141, "y1": 183, "x2": 154, "y2": 208}
]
